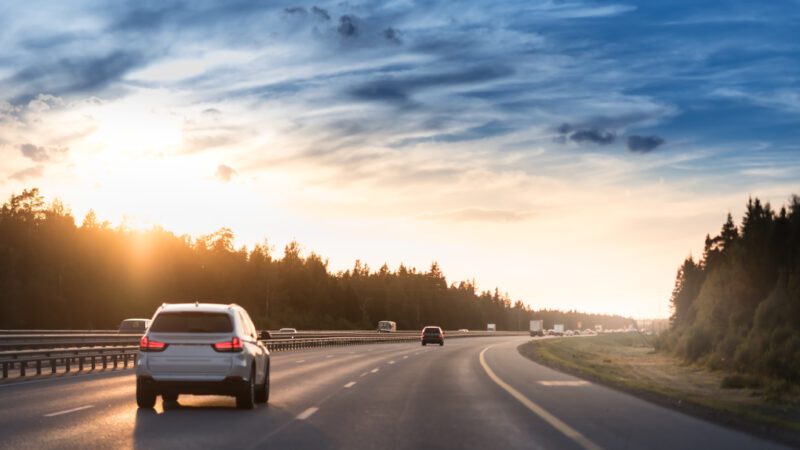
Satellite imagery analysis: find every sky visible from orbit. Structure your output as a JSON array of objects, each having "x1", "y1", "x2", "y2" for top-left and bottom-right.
[{"x1": 1, "y1": 0, "x2": 798, "y2": 318}]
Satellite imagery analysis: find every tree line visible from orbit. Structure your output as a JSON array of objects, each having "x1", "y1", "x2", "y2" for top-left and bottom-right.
[
  {"x1": 0, "y1": 188, "x2": 633, "y2": 331},
  {"x1": 660, "y1": 195, "x2": 800, "y2": 382}
]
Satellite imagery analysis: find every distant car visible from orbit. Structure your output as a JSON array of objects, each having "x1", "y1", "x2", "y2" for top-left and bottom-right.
[
  {"x1": 458, "y1": 329, "x2": 469, "y2": 332},
  {"x1": 421, "y1": 326, "x2": 444, "y2": 346},
  {"x1": 565, "y1": 330, "x2": 575, "y2": 336},
  {"x1": 135, "y1": 303, "x2": 270, "y2": 410},
  {"x1": 278, "y1": 328, "x2": 298, "y2": 335},
  {"x1": 118, "y1": 318, "x2": 151, "y2": 334}
]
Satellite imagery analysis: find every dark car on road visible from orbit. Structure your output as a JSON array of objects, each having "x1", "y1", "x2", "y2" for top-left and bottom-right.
[{"x1": 421, "y1": 326, "x2": 444, "y2": 346}]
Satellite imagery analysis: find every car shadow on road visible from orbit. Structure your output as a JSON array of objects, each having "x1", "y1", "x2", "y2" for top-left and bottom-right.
[{"x1": 132, "y1": 398, "x2": 333, "y2": 449}]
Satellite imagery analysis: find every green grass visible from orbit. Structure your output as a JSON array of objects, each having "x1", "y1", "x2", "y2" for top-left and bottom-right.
[{"x1": 519, "y1": 334, "x2": 800, "y2": 441}]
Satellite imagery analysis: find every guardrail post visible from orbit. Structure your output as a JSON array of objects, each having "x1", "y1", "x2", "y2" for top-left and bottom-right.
[
  {"x1": 78, "y1": 356, "x2": 84, "y2": 372},
  {"x1": 91, "y1": 356, "x2": 96, "y2": 371},
  {"x1": 20, "y1": 361, "x2": 26, "y2": 377},
  {"x1": 2, "y1": 362, "x2": 7, "y2": 378},
  {"x1": 51, "y1": 359, "x2": 56, "y2": 374},
  {"x1": 112, "y1": 354, "x2": 118, "y2": 369},
  {"x1": 102, "y1": 355, "x2": 107, "y2": 369},
  {"x1": 36, "y1": 360, "x2": 42, "y2": 375},
  {"x1": 65, "y1": 357, "x2": 71, "y2": 372}
]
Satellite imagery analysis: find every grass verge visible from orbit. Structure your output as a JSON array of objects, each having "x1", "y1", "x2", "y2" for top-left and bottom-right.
[{"x1": 518, "y1": 333, "x2": 800, "y2": 447}]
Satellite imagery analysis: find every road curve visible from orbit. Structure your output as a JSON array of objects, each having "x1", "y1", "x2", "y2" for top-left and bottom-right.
[{"x1": 0, "y1": 336, "x2": 788, "y2": 449}]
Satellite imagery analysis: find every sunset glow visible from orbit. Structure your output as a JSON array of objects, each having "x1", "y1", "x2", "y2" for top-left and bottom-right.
[{"x1": 1, "y1": 0, "x2": 798, "y2": 318}]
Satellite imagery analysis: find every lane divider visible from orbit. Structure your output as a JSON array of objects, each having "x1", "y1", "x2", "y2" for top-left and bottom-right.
[
  {"x1": 370, "y1": 368, "x2": 379, "y2": 373},
  {"x1": 344, "y1": 381, "x2": 356, "y2": 388},
  {"x1": 539, "y1": 380, "x2": 589, "y2": 387},
  {"x1": 44, "y1": 405, "x2": 94, "y2": 417},
  {"x1": 478, "y1": 346, "x2": 604, "y2": 450},
  {"x1": 297, "y1": 407, "x2": 319, "y2": 420}
]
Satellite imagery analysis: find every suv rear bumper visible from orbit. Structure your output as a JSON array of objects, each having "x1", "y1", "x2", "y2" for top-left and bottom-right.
[
  {"x1": 421, "y1": 337, "x2": 444, "y2": 344},
  {"x1": 137, "y1": 375, "x2": 248, "y2": 396}
]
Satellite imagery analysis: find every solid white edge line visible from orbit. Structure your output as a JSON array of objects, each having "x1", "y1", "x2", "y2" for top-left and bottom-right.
[
  {"x1": 478, "y1": 346, "x2": 604, "y2": 450},
  {"x1": 44, "y1": 405, "x2": 94, "y2": 417},
  {"x1": 297, "y1": 407, "x2": 319, "y2": 420}
]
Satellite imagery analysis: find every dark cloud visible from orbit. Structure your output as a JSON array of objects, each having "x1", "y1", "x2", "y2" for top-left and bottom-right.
[
  {"x1": 311, "y1": 6, "x2": 330, "y2": 21},
  {"x1": 20, "y1": 144, "x2": 49, "y2": 162},
  {"x1": 283, "y1": 6, "x2": 307, "y2": 15},
  {"x1": 338, "y1": 15, "x2": 357, "y2": 38},
  {"x1": 10, "y1": 165, "x2": 44, "y2": 181},
  {"x1": 11, "y1": 51, "x2": 144, "y2": 100},
  {"x1": 349, "y1": 65, "x2": 514, "y2": 105},
  {"x1": 202, "y1": 108, "x2": 222, "y2": 115},
  {"x1": 627, "y1": 135, "x2": 665, "y2": 153},
  {"x1": 556, "y1": 123, "x2": 616, "y2": 145},
  {"x1": 383, "y1": 27, "x2": 401, "y2": 44},
  {"x1": 215, "y1": 164, "x2": 237, "y2": 182}
]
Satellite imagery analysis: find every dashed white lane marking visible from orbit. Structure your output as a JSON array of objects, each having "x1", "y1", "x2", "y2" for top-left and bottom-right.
[
  {"x1": 344, "y1": 381, "x2": 356, "y2": 388},
  {"x1": 297, "y1": 407, "x2": 319, "y2": 420},
  {"x1": 295, "y1": 360, "x2": 305, "y2": 363},
  {"x1": 539, "y1": 381, "x2": 589, "y2": 387},
  {"x1": 403, "y1": 355, "x2": 409, "y2": 359},
  {"x1": 360, "y1": 371, "x2": 369, "y2": 377},
  {"x1": 388, "y1": 361, "x2": 395, "y2": 364},
  {"x1": 326, "y1": 355, "x2": 333, "y2": 358},
  {"x1": 370, "y1": 368, "x2": 379, "y2": 373},
  {"x1": 44, "y1": 405, "x2": 94, "y2": 417}
]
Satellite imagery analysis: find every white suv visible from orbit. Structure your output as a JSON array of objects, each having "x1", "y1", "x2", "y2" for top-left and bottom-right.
[{"x1": 135, "y1": 303, "x2": 270, "y2": 409}]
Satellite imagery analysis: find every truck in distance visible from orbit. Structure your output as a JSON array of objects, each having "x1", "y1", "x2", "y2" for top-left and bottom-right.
[
  {"x1": 377, "y1": 320, "x2": 397, "y2": 333},
  {"x1": 529, "y1": 319, "x2": 544, "y2": 337},
  {"x1": 487, "y1": 323, "x2": 496, "y2": 332},
  {"x1": 553, "y1": 324, "x2": 565, "y2": 336}
]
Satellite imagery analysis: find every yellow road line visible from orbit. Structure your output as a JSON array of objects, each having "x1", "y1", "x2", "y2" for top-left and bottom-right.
[{"x1": 479, "y1": 346, "x2": 604, "y2": 450}]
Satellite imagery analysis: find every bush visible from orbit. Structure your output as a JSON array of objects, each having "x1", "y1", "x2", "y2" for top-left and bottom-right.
[
  {"x1": 720, "y1": 374, "x2": 763, "y2": 389},
  {"x1": 679, "y1": 326, "x2": 713, "y2": 362}
]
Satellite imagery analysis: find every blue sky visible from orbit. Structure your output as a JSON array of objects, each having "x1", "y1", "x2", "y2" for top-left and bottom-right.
[{"x1": 1, "y1": 0, "x2": 798, "y2": 317}]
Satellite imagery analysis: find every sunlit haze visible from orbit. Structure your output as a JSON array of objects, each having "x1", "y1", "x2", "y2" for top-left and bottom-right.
[{"x1": 1, "y1": 1, "x2": 798, "y2": 318}]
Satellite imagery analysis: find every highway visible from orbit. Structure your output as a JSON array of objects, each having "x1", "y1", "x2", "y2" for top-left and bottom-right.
[{"x1": 0, "y1": 336, "x2": 788, "y2": 450}]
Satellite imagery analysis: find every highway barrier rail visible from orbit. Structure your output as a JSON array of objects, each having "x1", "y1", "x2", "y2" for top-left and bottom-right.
[{"x1": 0, "y1": 330, "x2": 526, "y2": 379}]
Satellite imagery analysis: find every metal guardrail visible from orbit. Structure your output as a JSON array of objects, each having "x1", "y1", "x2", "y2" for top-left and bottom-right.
[{"x1": 0, "y1": 330, "x2": 526, "y2": 379}]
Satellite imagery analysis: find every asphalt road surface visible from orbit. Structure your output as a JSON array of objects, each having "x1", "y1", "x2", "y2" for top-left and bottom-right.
[{"x1": 0, "y1": 336, "x2": 789, "y2": 449}]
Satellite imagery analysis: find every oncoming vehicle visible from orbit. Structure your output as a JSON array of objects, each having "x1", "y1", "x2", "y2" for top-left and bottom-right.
[
  {"x1": 377, "y1": 320, "x2": 397, "y2": 333},
  {"x1": 118, "y1": 318, "x2": 151, "y2": 334},
  {"x1": 421, "y1": 326, "x2": 444, "y2": 346},
  {"x1": 136, "y1": 303, "x2": 270, "y2": 410}
]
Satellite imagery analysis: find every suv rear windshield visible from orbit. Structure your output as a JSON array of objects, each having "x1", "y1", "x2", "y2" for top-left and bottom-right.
[
  {"x1": 150, "y1": 312, "x2": 233, "y2": 333},
  {"x1": 423, "y1": 327, "x2": 441, "y2": 334}
]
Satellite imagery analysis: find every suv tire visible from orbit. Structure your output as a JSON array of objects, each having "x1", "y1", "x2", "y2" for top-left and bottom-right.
[
  {"x1": 255, "y1": 362, "x2": 270, "y2": 404},
  {"x1": 236, "y1": 367, "x2": 256, "y2": 409},
  {"x1": 136, "y1": 380, "x2": 156, "y2": 409}
]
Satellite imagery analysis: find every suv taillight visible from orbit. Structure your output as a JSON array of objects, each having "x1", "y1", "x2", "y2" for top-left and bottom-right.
[
  {"x1": 213, "y1": 337, "x2": 243, "y2": 352},
  {"x1": 139, "y1": 336, "x2": 167, "y2": 352}
]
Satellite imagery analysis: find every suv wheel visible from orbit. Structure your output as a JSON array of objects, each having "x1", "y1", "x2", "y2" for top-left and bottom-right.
[
  {"x1": 255, "y1": 362, "x2": 270, "y2": 404},
  {"x1": 136, "y1": 380, "x2": 156, "y2": 409},
  {"x1": 236, "y1": 367, "x2": 256, "y2": 409}
]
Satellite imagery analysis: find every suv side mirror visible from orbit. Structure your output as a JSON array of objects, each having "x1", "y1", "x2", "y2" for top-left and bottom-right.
[{"x1": 259, "y1": 330, "x2": 272, "y2": 340}]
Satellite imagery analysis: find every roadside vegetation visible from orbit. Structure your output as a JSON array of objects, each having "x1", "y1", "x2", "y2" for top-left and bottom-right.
[
  {"x1": 0, "y1": 188, "x2": 634, "y2": 331},
  {"x1": 660, "y1": 195, "x2": 800, "y2": 384},
  {"x1": 520, "y1": 333, "x2": 800, "y2": 439}
]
